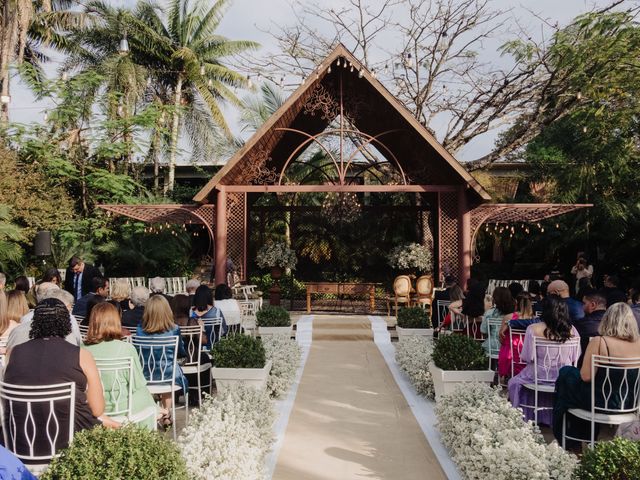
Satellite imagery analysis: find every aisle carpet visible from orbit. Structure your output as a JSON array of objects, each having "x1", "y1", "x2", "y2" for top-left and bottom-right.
[{"x1": 271, "y1": 315, "x2": 447, "y2": 480}]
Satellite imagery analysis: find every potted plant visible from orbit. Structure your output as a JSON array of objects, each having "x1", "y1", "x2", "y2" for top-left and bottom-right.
[
  {"x1": 387, "y1": 242, "x2": 433, "y2": 275},
  {"x1": 210, "y1": 334, "x2": 272, "y2": 393},
  {"x1": 428, "y1": 334, "x2": 493, "y2": 401},
  {"x1": 396, "y1": 306, "x2": 433, "y2": 341},
  {"x1": 257, "y1": 305, "x2": 292, "y2": 337},
  {"x1": 255, "y1": 241, "x2": 297, "y2": 306}
]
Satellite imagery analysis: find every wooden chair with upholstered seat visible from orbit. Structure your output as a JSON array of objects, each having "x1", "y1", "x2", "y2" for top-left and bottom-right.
[
  {"x1": 414, "y1": 275, "x2": 434, "y2": 315},
  {"x1": 392, "y1": 275, "x2": 412, "y2": 316}
]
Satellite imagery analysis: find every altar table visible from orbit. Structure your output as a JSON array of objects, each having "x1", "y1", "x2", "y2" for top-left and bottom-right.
[{"x1": 305, "y1": 282, "x2": 377, "y2": 313}]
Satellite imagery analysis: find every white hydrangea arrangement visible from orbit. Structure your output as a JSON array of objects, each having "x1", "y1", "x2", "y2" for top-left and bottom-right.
[
  {"x1": 178, "y1": 385, "x2": 275, "y2": 480},
  {"x1": 387, "y1": 242, "x2": 432, "y2": 272},
  {"x1": 435, "y1": 383, "x2": 578, "y2": 480},
  {"x1": 395, "y1": 336, "x2": 435, "y2": 399},
  {"x1": 263, "y1": 334, "x2": 302, "y2": 398},
  {"x1": 256, "y1": 242, "x2": 297, "y2": 270}
]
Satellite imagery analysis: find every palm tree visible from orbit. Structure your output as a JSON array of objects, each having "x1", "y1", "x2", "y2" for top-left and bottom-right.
[{"x1": 0, "y1": 204, "x2": 24, "y2": 270}]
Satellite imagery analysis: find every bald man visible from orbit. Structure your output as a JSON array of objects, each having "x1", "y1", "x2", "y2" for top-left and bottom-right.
[{"x1": 547, "y1": 279, "x2": 585, "y2": 323}]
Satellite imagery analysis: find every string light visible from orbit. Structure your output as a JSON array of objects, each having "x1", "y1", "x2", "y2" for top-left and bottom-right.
[
  {"x1": 358, "y1": 68, "x2": 363, "y2": 78},
  {"x1": 576, "y1": 91, "x2": 582, "y2": 100},
  {"x1": 328, "y1": 65, "x2": 332, "y2": 73},
  {"x1": 337, "y1": 58, "x2": 341, "y2": 67},
  {"x1": 200, "y1": 65, "x2": 205, "y2": 75}
]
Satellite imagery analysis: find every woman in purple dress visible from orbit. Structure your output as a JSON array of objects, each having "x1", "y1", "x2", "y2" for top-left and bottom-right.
[{"x1": 507, "y1": 295, "x2": 581, "y2": 426}]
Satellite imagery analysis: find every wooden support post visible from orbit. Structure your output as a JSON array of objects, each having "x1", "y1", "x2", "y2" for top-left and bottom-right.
[
  {"x1": 215, "y1": 189, "x2": 227, "y2": 285},
  {"x1": 458, "y1": 188, "x2": 471, "y2": 288}
]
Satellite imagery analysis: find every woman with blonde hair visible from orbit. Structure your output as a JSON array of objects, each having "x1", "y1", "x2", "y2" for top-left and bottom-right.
[
  {"x1": 110, "y1": 278, "x2": 131, "y2": 312},
  {"x1": 0, "y1": 290, "x2": 15, "y2": 352},
  {"x1": 84, "y1": 303, "x2": 158, "y2": 429},
  {"x1": 6, "y1": 290, "x2": 28, "y2": 324},
  {"x1": 135, "y1": 295, "x2": 187, "y2": 424},
  {"x1": 553, "y1": 302, "x2": 640, "y2": 448}
]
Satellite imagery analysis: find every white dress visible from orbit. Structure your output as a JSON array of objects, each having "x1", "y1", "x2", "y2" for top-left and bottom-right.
[{"x1": 214, "y1": 299, "x2": 242, "y2": 326}]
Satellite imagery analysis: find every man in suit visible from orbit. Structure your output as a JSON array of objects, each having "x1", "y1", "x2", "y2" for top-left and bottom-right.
[{"x1": 64, "y1": 256, "x2": 101, "y2": 301}]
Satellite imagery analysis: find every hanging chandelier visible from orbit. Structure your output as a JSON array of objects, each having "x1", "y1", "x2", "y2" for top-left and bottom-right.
[{"x1": 321, "y1": 192, "x2": 362, "y2": 224}]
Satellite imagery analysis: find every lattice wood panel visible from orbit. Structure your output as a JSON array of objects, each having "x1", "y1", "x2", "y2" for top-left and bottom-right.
[
  {"x1": 439, "y1": 192, "x2": 460, "y2": 279},
  {"x1": 226, "y1": 193, "x2": 246, "y2": 280},
  {"x1": 421, "y1": 210, "x2": 434, "y2": 267}
]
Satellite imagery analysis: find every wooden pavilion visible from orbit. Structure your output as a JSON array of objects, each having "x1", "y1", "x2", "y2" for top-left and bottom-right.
[{"x1": 101, "y1": 45, "x2": 588, "y2": 287}]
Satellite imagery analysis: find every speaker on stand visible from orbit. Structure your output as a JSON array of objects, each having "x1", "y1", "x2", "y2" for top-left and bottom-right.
[{"x1": 34, "y1": 231, "x2": 52, "y2": 266}]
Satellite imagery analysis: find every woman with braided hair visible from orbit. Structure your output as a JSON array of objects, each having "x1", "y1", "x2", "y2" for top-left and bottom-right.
[{"x1": 4, "y1": 298, "x2": 119, "y2": 458}]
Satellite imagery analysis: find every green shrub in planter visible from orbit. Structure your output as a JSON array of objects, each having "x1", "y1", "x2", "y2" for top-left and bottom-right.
[
  {"x1": 397, "y1": 307, "x2": 431, "y2": 328},
  {"x1": 42, "y1": 425, "x2": 187, "y2": 479},
  {"x1": 211, "y1": 333, "x2": 266, "y2": 368},
  {"x1": 256, "y1": 305, "x2": 291, "y2": 327},
  {"x1": 574, "y1": 437, "x2": 640, "y2": 480},
  {"x1": 432, "y1": 334, "x2": 487, "y2": 370}
]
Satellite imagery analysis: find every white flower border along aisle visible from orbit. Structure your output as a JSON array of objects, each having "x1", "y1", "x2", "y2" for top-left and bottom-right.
[
  {"x1": 263, "y1": 334, "x2": 302, "y2": 399},
  {"x1": 435, "y1": 383, "x2": 578, "y2": 480},
  {"x1": 394, "y1": 335, "x2": 435, "y2": 399}
]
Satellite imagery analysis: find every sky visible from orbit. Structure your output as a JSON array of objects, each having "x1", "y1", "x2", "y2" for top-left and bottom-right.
[{"x1": 8, "y1": 0, "x2": 617, "y2": 163}]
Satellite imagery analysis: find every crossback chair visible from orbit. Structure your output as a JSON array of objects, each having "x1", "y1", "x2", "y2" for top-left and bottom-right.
[
  {"x1": 521, "y1": 337, "x2": 580, "y2": 424},
  {"x1": 563, "y1": 355, "x2": 640, "y2": 448},
  {"x1": 131, "y1": 336, "x2": 186, "y2": 439},
  {"x1": 0, "y1": 381, "x2": 76, "y2": 475},
  {"x1": 180, "y1": 325, "x2": 212, "y2": 407}
]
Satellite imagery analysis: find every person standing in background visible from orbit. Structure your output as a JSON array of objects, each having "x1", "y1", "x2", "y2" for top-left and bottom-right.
[{"x1": 64, "y1": 256, "x2": 101, "y2": 301}]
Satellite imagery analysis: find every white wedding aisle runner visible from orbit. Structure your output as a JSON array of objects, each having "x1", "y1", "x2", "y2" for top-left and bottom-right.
[{"x1": 270, "y1": 315, "x2": 447, "y2": 480}]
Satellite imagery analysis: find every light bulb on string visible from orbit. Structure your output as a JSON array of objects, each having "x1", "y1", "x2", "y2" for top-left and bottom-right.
[
  {"x1": 556, "y1": 223, "x2": 560, "y2": 229},
  {"x1": 247, "y1": 75, "x2": 253, "y2": 88},
  {"x1": 576, "y1": 91, "x2": 582, "y2": 100},
  {"x1": 328, "y1": 65, "x2": 332, "y2": 73},
  {"x1": 337, "y1": 58, "x2": 341, "y2": 67},
  {"x1": 208, "y1": 78, "x2": 213, "y2": 88},
  {"x1": 358, "y1": 69, "x2": 363, "y2": 78},
  {"x1": 200, "y1": 65, "x2": 205, "y2": 75}
]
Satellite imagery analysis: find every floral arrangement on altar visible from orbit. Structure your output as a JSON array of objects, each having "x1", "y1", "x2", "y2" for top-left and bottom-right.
[
  {"x1": 387, "y1": 242, "x2": 432, "y2": 273},
  {"x1": 395, "y1": 336, "x2": 435, "y2": 399},
  {"x1": 256, "y1": 241, "x2": 297, "y2": 270},
  {"x1": 263, "y1": 334, "x2": 302, "y2": 398},
  {"x1": 178, "y1": 384, "x2": 275, "y2": 479},
  {"x1": 435, "y1": 383, "x2": 577, "y2": 480}
]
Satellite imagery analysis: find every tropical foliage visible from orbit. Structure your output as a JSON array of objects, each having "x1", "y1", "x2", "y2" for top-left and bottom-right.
[
  {"x1": 387, "y1": 243, "x2": 433, "y2": 273},
  {"x1": 255, "y1": 241, "x2": 297, "y2": 270}
]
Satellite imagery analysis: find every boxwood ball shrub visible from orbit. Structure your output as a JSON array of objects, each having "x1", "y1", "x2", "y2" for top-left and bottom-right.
[
  {"x1": 397, "y1": 306, "x2": 431, "y2": 328},
  {"x1": 211, "y1": 333, "x2": 266, "y2": 368},
  {"x1": 256, "y1": 305, "x2": 291, "y2": 327},
  {"x1": 432, "y1": 334, "x2": 487, "y2": 370},
  {"x1": 41, "y1": 425, "x2": 188, "y2": 479},
  {"x1": 574, "y1": 437, "x2": 640, "y2": 480}
]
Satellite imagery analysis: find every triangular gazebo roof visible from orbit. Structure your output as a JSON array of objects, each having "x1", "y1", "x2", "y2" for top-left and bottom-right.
[{"x1": 194, "y1": 44, "x2": 491, "y2": 203}]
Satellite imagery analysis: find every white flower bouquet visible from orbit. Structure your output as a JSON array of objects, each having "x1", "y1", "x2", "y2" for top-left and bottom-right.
[
  {"x1": 387, "y1": 242, "x2": 432, "y2": 272},
  {"x1": 263, "y1": 335, "x2": 302, "y2": 398},
  {"x1": 395, "y1": 336, "x2": 435, "y2": 399},
  {"x1": 435, "y1": 383, "x2": 578, "y2": 480},
  {"x1": 256, "y1": 241, "x2": 297, "y2": 270}
]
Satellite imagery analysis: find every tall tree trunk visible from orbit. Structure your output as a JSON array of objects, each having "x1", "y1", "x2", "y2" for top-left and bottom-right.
[
  {"x1": 166, "y1": 74, "x2": 183, "y2": 195},
  {"x1": 0, "y1": 1, "x2": 12, "y2": 125}
]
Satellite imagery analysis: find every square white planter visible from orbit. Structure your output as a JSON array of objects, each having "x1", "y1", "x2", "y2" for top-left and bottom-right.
[
  {"x1": 258, "y1": 326, "x2": 293, "y2": 337},
  {"x1": 396, "y1": 326, "x2": 434, "y2": 342},
  {"x1": 429, "y1": 363, "x2": 494, "y2": 401},
  {"x1": 212, "y1": 360, "x2": 273, "y2": 394}
]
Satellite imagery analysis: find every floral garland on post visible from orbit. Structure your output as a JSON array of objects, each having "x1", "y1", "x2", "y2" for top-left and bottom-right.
[
  {"x1": 263, "y1": 335, "x2": 302, "y2": 398},
  {"x1": 178, "y1": 385, "x2": 275, "y2": 479},
  {"x1": 435, "y1": 383, "x2": 577, "y2": 480},
  {"x1": 256, "y1": 241, "x2": 297, "y2": 270},
  {"x1": 387, "y1": 242, "x2": 433, "y2": 273},
  {"x1": 395, "y1": 336, "x2": 435, "y2": 399}
]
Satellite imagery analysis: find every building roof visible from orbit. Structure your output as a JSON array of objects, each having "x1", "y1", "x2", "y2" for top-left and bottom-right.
[{"x1": 193, "y1": 44, "x2": 491, "y2": 203}]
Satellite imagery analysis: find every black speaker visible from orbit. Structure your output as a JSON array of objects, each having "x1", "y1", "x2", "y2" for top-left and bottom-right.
[{"x1": 34, "y1": 230, "x2": 51, "y2": 256}]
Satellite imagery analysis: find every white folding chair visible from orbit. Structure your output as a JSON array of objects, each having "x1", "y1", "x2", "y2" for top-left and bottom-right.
[
  {"x1": 180, "y1": 325, "x2": 212, "y2": 407},
  {"x1": 521, "y1": 336, "x2": 580, "y2": 424},
  {"x1": 78, "y1": 324, "x2": 89, "y2": 341},
  {"x1": 122, "y1": 325, "x2": 138, "y2": 336},
  {"x1": 239, "y1": 301, "x2": 257, "y2": 333},
  {"x1": 435, "y1": 300, "x2": 451, "y2": 330},
  {"x1": 465, "y1": 315, "x2": 485, "y2": 342},
  {"x1": 0, "y1": 381, "x2": 76, "y2": 475},
  {"x1": 0, "y1": 337, "x2": 8, "y2": 366},
  {"x1": 448, "y1": 312, "x2": 466, "y2": 334},
  {"x1": 131, "y1": 336, "x2": 187, "y2": 439},
  {"x1": 486, "y1": 318, "x2": 503, "y2": 370},
  {"x1": 563, "y1": 355, "x2": 640, "y2": 448},
  {"x1": 509, "y1": 328, "x2": 527, "y2": 378},
  {"x1": 201, "y1": 317, "x2": 224, "y2": 347},
  {"x1": 94, "y1": 357, "x2": 155, "y2": 428}
]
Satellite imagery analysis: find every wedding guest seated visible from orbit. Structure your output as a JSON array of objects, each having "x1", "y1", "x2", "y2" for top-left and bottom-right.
[
  {"x1": 1, "y1": 291, "x2": 20, "y2": 348},
  {"x1": 4, "y1": 298, "x2": 119, "y2": 458},
  {"x1": 508, "y1": 282, "x2": 524, "y2": 302},
  {"x1": 0, "y1": 444, "x2": 37, "y2": 479},
  {"x1": 149, "y1": 277, "x2": 172, "y2": 303},
  {"x1": 25, "y1": 268, "x2": 62, "y2": 308},
  {"x1": 13, "y1": 276, "x2": 30, "y2": 295},
  {"x1": 575, "y1": 291, "x2": 607, "y2": 367},
  {"x1": 214, "y1": 284, "x2": 242, "y2": 333},
  {"x1": 84, "y1": 303, "x2": 158, "y2": 429},
  {"x1": 136, "y1": 295, "x2": 188, "y2": 423},
  {"x1": 122, "y1": 286, "x2": 149, "y2": 328},
  {"x1": 629, "y1": 288, "x2": 640, "y2": 331},
  {"x1": 72, "y1": 276, "x2": 110, "y2": 319},
  {"x1": 498, "y1": 293, "x2": 537, "y2": 378},
  {"x1": 547, "y1": 280, "x2": 584, "y2": 323},
  {"x1": 553, "y1": 302, "x2": 640, "y2": 448},
  {"x1": 480, "y1": 287, "x2": 515, "y2": 357},
  {"x1": 508, "y1": 295, "x2": 580, "y2": 426},
  {"x1": 602, "y1": 274, "x2": 627, "y2": 306},
  {"x1": 7, "y1": 286, "x2": 82, "y2": 350},
  {"x1": 434, "y1": 285, "x2": 464, "y2": 333},
  {"x1": 186, "y1": 279, "x2": 201, "y2": 306},
  {"x1": 190, "y1": 285, "x2": 227, "y2": 346},
  {"x1": 109, "y1": 278, "x2": 131, "y2": 312}
]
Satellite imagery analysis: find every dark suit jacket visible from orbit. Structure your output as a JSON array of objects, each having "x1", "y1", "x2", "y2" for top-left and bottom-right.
[
  {"x1": 122, "y1": 306, "x2": 145, "y2": 328},
  {"x1": 64, "y1": 263, "x2": 101, "y2": 299}
]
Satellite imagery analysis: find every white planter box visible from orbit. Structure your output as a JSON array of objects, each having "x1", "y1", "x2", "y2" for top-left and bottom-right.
[
  {"x1": 396, "y1": 326, "x2": 434, "y2": 342},
  {"x1": 212, "y1": 360, "x2": 273, "y2": 394},
  {"x1": 258, "y1": 326, "x2": 293, "y2": 337},
  {"x1": 429, "y1": 363, "x2": 494, "y2": 401}
]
